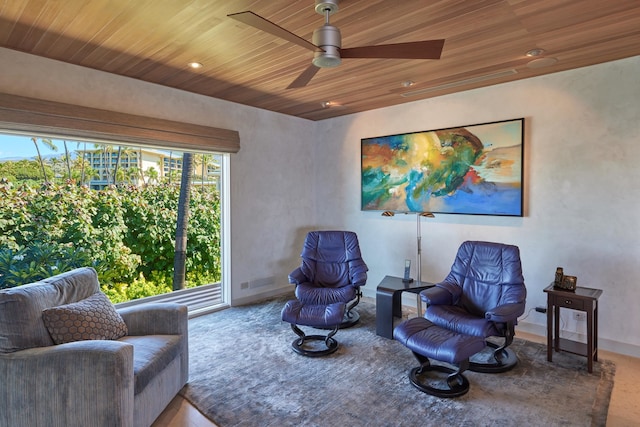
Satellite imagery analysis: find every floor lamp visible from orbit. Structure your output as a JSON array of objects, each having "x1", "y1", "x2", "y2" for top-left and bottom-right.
[{"x1": 382, "y1": 210, "x2": 435, "y2": 315}]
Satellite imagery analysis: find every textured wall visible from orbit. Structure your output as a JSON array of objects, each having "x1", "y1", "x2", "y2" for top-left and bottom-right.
[
  {"x1": 0, "y1": 47, "x2": 314, "y2": 304},
  {"x1": 1, "y1": 46, "x2": 638, "y2": 355},
  {"x1": 314, "y1": 55, "x2": 640, "y2": 356}
]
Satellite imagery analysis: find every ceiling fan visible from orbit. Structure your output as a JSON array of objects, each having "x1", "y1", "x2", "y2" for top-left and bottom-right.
[{"x1": 228, "y1": 0, "x2": 445, "y2": 89}]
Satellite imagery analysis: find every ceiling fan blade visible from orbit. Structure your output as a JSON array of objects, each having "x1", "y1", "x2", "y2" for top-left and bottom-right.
[
  {"x1": 228, "y1": 11, "x2": 320, "y2": 52},
  {"x1": 287, "y1": 64, "x2": 321, "y2": 89},
  {"x1": 340, "y1": 39, "x2": 445, "y2": 60}
]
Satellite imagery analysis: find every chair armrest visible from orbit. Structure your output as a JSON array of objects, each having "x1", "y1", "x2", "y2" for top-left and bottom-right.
[
  {"x1": 0, "y1": 340, "x2": 134, "y2": 426},
  {"x1": 288, "y1": 267, "x2": 307, "y2": 286},
  {"x1": 349, "y1": 260, "x2": 368, "y2": 288},
  {"x1": 350, "y1": 271, "x2": 367, "y2": 288},
  {"x1": 118, "y1": 303, "x2": 188, "y2": 336},
  {"x1": 485, "y1": 303, "x2": 525, "y2": 322},
  {"x1": 420, "y1": 282, "x2": 461, "y2": 305}
]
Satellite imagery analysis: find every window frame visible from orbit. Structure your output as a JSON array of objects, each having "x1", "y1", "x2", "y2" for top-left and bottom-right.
[{"x1": 0, "y1": 92, "x2": 236, "y2": 311}]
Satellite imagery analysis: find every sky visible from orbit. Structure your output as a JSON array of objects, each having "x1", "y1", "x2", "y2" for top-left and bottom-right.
[
  {"x1": 0, "y1": 134, "x2": 60, "y2": 159},
  {"x1": 0, "y1": 133, "x2": 176, "y2": 159}
]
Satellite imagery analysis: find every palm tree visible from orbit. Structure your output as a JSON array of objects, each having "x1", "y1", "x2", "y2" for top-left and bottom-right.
[
  {"x1": 193, "y1": 153, "x2": 215, "y2": 190},
  {"x1": 112, "y1": 146, "x2": 122, "y2": 186},
  {"x1": 137, "y1": 147, "x2": 145, "y2": 184},
  {"x1": 93, "y1": 143, "x2": 113, "y2": 185},
  {"x1": 78, "y1": 142, "x2": 87, "y2": 185},
  {"x1": 145, "y1": 167, "x2": 159, "y2": 184},
  {"x1": 31, "y1": 137, "x2": 57, "y2": 183},
  {"x1": 173, "y1": 152, "x2": 193, "y2": 291},
  {"x1": 63, "y1": 140, "x2": 72, "y2": 180}
]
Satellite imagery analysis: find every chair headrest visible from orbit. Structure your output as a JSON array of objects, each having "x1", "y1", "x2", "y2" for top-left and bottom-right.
[
  {"x1": 455, "y1": 240, "x2": 524, "y2": 284},
  {"x1": 301, "y1": 231, "x2": 362, "y2": 263}
]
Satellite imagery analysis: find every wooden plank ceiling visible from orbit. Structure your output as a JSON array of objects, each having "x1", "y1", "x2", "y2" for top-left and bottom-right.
[{"x1": 1, "y1": 0, "x2": 639, "y2": 121}]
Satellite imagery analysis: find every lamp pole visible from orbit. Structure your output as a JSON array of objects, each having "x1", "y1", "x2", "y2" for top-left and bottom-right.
[
  {"x1": 416, "y1": 212, "x2": 435, "y2": 315},
  {"x1": 382, "y1": 210, "x2": 435, "y2": 316}
]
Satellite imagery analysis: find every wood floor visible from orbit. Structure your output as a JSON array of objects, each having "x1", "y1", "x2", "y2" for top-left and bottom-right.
[{"x1": 152, "y1": 320, "x2": 640, "y2": 427}]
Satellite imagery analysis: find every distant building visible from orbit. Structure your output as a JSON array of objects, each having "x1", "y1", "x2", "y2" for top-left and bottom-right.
[{"x1": 81, "y1": 147, "x2": 219, "y2": 190}]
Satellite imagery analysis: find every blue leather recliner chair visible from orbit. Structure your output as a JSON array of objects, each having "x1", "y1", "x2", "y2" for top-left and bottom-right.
[
  {"x1": 394, "y1": 241, "x2": 526, "y2": 396},
  {"x1": 288, "y1": 230, "x2": 368, "y2": 328},
  {"x1": 282, "y1": 231, "x2": 368, "y2": 356},
  {"x1": 423, "y1": 240, "x2": 527, "y2": 372}
]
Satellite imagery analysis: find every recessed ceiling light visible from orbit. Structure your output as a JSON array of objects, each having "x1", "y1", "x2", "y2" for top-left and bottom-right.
[
  {"x1": 321, "y1": 101, "x2": 333, "y2": 108},
  {"x1": 401, "y1": 80, "x2": 415, "y2": 88},
  {"x1": 188, "y1": 62, "x2": 203, "y2": 69},
  {"x1": 525, "y1": 48, "x2": 545, "y2": 57}
]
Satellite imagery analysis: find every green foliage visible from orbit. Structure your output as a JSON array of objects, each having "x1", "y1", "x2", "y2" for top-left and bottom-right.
[
  {"x1": 0, "y1": 178, "x2": 222, "y2": 300},
  {"x1": 0, "y1": 242, "x2": 93, "y2": 289},
  {"x1": 102, "y1": 272, "x2": 173, "y2": 304},
  {"x1": 0, "y1": 159, "x2": 50, "y2": 186}
]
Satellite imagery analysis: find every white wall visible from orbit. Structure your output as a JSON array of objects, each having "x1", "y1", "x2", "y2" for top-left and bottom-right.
[
  {"x1": 0, "y1": 47, "x2": 314, "y2": 304},
  {"x1": 315, "y1": 55, "x2": 640, "y2": 356}
]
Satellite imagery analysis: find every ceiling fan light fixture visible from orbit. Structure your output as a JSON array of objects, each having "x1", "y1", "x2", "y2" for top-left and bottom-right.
[
  {"x1": 313, "y1": 50, "x2": 341, "y2": 67},
  {"x1": 312, "y1": 24, "x2": 342, "y2": 68}
]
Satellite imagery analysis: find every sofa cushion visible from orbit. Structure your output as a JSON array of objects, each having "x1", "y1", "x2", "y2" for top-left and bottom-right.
[
  {"x1": 118, "y1": 335, "x2": 183, "y2": 395},
  {"x1": 42, "y1": 292, "x2": 128, "y2": 344},
  {"x1": 0, "y1": 267, "x2": 100, "y2": 353}
]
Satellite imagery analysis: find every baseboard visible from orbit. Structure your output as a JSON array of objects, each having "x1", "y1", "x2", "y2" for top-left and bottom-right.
[{"x1": 231, "y1": 286, "x2": 293, "y2": 306}]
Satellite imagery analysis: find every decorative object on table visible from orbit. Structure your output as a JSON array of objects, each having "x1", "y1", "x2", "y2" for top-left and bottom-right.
[
  {"x1": 381, "y1": 210, "x2": 435, "y2": 315},
  {"x1": 554, "y1": 267, "x2": 564, "y2": 286},
  {"x1": 553, "y1": 267, "x2": 577, "y2": 291},
  {"x1": 287, "y1": 230, "x2": 368, "y2": 329},
  {"x1": 362, "y1": 118, "x2": 524, "y2": 216},
  {"x1": 402, "y1": 259, "x2": 413, "y2": 283},
  {"x1": 561, "y1": 275, "x2": 578, "y2": 291}
]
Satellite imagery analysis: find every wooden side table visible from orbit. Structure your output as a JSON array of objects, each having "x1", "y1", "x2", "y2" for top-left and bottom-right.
[
  {"x1": 544, "y1": 284, "x2": 603, "y2": 373},
  {"x1": 376, "y1": 275, "x2": 434, "y2": 339}
]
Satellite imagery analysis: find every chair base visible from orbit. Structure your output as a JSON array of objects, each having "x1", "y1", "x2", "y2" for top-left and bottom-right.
[
  {"x1": 468, "y1": 341, "x2": 518, "y2": 373},
  {"x1": 316, "y1": 310, "x2": 360, "y2": 329},
  {"x1": 409, "y1": 364, "x2": 470, "y2": 398},
  {"x1": 291, "y1": 334, "x2": 339, "y2": 357}
]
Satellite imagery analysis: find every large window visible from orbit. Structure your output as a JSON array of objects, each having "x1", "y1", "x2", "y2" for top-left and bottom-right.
[{"x1": 0, "y1": 133, "x2": 229, "y2": 309}]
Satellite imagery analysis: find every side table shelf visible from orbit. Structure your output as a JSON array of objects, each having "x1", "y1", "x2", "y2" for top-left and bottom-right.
[{"x1": 544, "y1": 284, "x2": 603, "y2": 373}]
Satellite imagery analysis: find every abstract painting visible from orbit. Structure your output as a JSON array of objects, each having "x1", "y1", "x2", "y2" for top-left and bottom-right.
[{"x1": 361, "y1": 118, "x2": 524, "y2": 216}]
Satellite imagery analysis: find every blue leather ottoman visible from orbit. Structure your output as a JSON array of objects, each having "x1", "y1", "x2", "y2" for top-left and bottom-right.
[
  {"x1": 281, "y1": 300, "x2": 346, "y2": 357},
  {"x1": 394, "y1": 317, "x2": 485, "y2": 397}
]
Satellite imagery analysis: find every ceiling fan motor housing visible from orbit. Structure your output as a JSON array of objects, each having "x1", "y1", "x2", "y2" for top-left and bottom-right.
[{"x1": 312, "y1": 24, "x2": 342, "y2": 67}]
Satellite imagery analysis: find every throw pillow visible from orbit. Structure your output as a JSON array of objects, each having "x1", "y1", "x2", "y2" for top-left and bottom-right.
[{"x1": 42, "y1": 292, "x2": 128, "y2": 344}]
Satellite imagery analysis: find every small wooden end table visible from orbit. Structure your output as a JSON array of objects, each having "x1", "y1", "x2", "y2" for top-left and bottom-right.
[
  {"x1": 544, "y1": 283, "x2": 603, "y2": 373},
  {"x1": 376, "y1": 275, "x2": 434, "y2": 339}
]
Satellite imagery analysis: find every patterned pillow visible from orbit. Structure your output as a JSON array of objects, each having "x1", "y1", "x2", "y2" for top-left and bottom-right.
[{"x1": 42, "y1": 292, "x2": 128, "y2": 344}]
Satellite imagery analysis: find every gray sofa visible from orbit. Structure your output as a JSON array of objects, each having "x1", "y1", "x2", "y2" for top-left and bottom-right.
[{"x1": 0, "y1": 267, "x2": 188, "y2": 427}]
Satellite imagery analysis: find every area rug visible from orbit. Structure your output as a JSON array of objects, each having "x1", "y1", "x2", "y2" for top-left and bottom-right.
[{"x1": 179, "y1": 295, "x2": 615, "y2": 427}]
